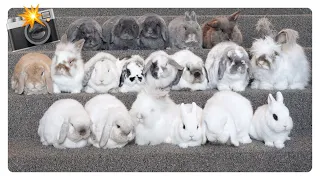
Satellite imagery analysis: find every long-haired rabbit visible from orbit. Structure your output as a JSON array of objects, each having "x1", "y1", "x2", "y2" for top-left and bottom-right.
[
  {"x1": 250, "y1": 18, "x2": 310, "y2": 90},
  {"x1": 143, "y1": 50, "x2": 184, "y2": 89},
  {"x1": 203, "y1": 91, "x2": 253, "y2": 146},
  {"x1": 168, "y1": 11, "x2": 202, "y2": 49},
  {"x1": 169, "y1": 102, "x2": 206, "y2": 148},
  {"x1": 129, "y1": 87, "x2": 179, "y2": 145},
  {"x1": 118, "y1": 55, "x2": 146, "y2": 93},
  {"x1": 85, "y1": 94, "x2": 134, "y2": 149},
  {"x1": 38, "y1": 99, "x2": 91, "y2": 149},
  {"x1": 51, "y1": 34, "x2": 85, "y2": 93},
  {"x1": 202, "y1": 11, "x2": 242, "y2": 49},
  {"x1": 82, "y1": 52, "x2": 120, "y2": 93},
  {"x1": 102, "y1": 16, "x2": 140, "y2": 50},
  {"x1": 66, "y1": 17, "x2": 103, "y2": 51},
  {"x1": 249, "y1": 92, "x2": 293, "y2": 149},
  {"x1": 11, "y1": 53, "x2": 53, "y2": 95},
  {"x1": 138, "y1": 13, "x2": 168, "y2": 50},
  {"x1": 205, "y1": 41, "x2": 251, "y2": 91},
  {"x1": 171, "y1": 50, "x2": 209, "y2": 91}
]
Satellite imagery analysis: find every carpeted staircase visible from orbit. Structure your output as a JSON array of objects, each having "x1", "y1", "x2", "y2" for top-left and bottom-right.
[{"x1": 8, "y1": 8, "x2": 312, "y2": 172}]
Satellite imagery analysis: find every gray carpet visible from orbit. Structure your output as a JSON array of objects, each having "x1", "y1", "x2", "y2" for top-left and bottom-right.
[{"x1": 8, "y1": 8, "x2": 312, "y2": 172}]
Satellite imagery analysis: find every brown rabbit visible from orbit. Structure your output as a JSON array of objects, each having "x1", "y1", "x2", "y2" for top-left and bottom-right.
[
  {"x1": 202, "y1": 11, "x2": 243, "y2": 49},
  {"x1": 11, "y1": 53, "x2": 53, "y2": 95}
]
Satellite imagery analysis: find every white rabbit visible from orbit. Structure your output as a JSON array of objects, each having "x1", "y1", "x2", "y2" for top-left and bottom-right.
[
  {"x1": 82, "y1": 52, "x2": 120, "y2": 93},
  {"x1": 249, "y1": 92, "x2": 293, "y2": 149},
  {"x1": 143, "y1": 51, "x2": 184, "y2": 89},
  {"x1": 38, "y1": 99, "x2": 91, "y2": 149},
  {"x1": 205, "y1": 41, "x2": 251, "y2": 92},
  {"x1": 203, "y1": 91, "x2": 253, "y2": 146},
  {"x1": 129, "y1": 87, "x2": 179, "y2": 145},
  {"x1": 51, "y1": 34, "x2": 85, "y2": 93},
  {"x1": 118, "y1": 55, "x2": 146, "y2": 93},
  {"x1": 168, "y1": 102, "x2": 206, "y2": 148},
  {"x1": 85, "y1": 94, "x2": 134, "y2": 149},
  {"x1": 171, "y1": 50, "x2": 209, "y2": 91}
]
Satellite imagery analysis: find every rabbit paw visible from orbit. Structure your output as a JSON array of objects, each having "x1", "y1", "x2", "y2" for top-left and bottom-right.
[
  {"x1": 286, "y1": 137, "x2": 291, "y2": 141},
  {"x1": 53, "y1": 143, "x2": 66, "y2": 149},
  {"x1": 217, "y1": 84, "x2": 231, "y2": 91},
  {"x1": 84, "y1": 86, "x2": 95, "y2": 93},
  {"x1": 178, "y1": 143, "x2": 188, "y2": 148},
  {"x1": 231, "y1": 84, "x2": 246, "y2": 92},
  {"x1": 289, "y1": 83, "x2": 305, "y2": 90},
  {"x1": 239, "y1": 135, "x2": 252, "y2": 144},
  {"x1": 260, "y1": 82, "x2": 273, "y2": 90},
  {"x1": 71, "y1": 90, "x2": 81, "y2": 94},
  {"x1": 251, "y1": 81, "x2": 260, "y2": 89},
  {"x1": 274, "y1": 141, "x2": 285, "y2": 149},
  {"x1": 265, "y1": 141, "x2": 274, "y2": 147},
  {"x1": 274, "y1": 81, "x2": 288, "y2": 90},
  {"x1": 53, "y1": 84, "x2": 61, "y2": 94}
]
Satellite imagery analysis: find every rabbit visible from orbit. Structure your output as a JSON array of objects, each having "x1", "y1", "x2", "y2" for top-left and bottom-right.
[
  {"x1": 82, "y1": 52, "x2": 120, "y2": 93},
  {"x1": 143, "y1": 50, "x2": 184, "y2": 89},
  {"x1": 202, "y1": 11, "x2": 243, "y2": 49},
  {"x1": 171, "y1": 50, "x2": 209, "y2": 91},
  {"x1": 129, "y1": 87, "x2": 179, "y2": 146},
  {"x1": 205, "y1": 41, "x2": 251, "y2": 91},
  {"x1": 249, "y1": 92, "x2": 293, "y2": 149},
  {"x1": 167, "y1": 102, "x2": 206, "y2": 148},
  {"x1": 11, "y1": 53, "x2": 53, "y2": 95},
  {"x1": 138, "y1": 13, "x2": 169, "y2": 50},
  {"x1": 51, "y1": 34, "x2": 85, "y2": 93},
  {"x1": 38, "y1": 99, "x2": 91, "y2": 149},
  {"x1": 203, "y1": 91, "x2": 253, "y2": 147},
  {"x1": 85, "y1": 94, "x2": 134, "y2": 149},
  {"x1": 66, "y1": 17, "x2": 103, "y2": 51},
  {"x1": 168, "y1": 11, "x2": 202, "y2": 49},
  {"x1": 250, "y1": 18, "x2": 310, "y2": 90},
  {"x1": 118, "y1": 55, "x2": 146, "y2": 93},
  {"x1": 102, "y1": 16, "x2": 140, "y2": 50}
]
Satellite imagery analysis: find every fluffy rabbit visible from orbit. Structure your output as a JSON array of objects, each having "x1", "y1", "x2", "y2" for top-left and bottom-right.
[
  {"x1": 82, "y1": 52, "x2": 120, "y2": 93},
  {"x1": 85, "y1": 94, "x2": 134, "y2": 149},
  {"x1": 11, "y1": 53, "x2": 53, "y2": 95},
  {"x1": 38, "y1": 99, "x2": 91, "y2": 149},
  {"x1": 51, "y1": 34, "x2": 85, "y2": 93},
  {"x1": 205, "y1": 41, "x2": 251, "y2": 91},
  {"x1": 249, "y1": 92, "x2": 293, "y2": 149},
  {"x1": 168, "y1": 11, "x2": 202, "y2": 49},
  {"x1": 143, "y1": 50, "x2": 184, "y2": 89},
  {"x1": 168, "y1": 102, "x2": 206, "y2": 148},
  {"x1": 66, "y1": 17, "x2": 103, "y2": 51},
  {"x1": 202, "y1": 11, "x2": 243, "y2": 49},
  {"x1": 130, "y1": 87, "x2": 179, "y2": 145},
  {"x1": 118, "y1": 55, "x2": 146, "y2": 93},
  {"x1": 138, "y1": 13, "x2": 169, "y2": 50},
  {"x1": 102, "y1": 16, "x2": 140, "y2": 50},
  {"x1": 203, "y1": 91, "x2": 253, "y2": 146},
  {"x1": 250, "y1": 18, "x2": 310, "y2": 90},
  {"x1": 171, "y1": 50, "x2": 209, "y2": 91}
]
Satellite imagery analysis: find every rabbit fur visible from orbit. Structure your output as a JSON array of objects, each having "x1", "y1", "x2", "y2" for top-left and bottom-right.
[
  {"x1": 168, "y1": 11, "x2": 202, "y2": 49},
  {"x1": 11, "y1": 53, "x2": 53, "y2": 95},
  {"x1": 202, "y1": 11, "x2": 243, "y2": 49},
  {"x1": 38, "y1": 99, "x2": 91, "y2": 149},
  {"x1": 85, "y1": 94, "x2": 134, "y2": 149},
  {"x1": 249, "y1": 92, "x2": 293, "y2": 149},
  {"x1": 143, "y1": 50, "x2": 184, "y2": 89},
  {"x1": 203, "y1": 91, "x2": 253, "y2": 147},
  {"x1": 138, "y1": 13, "x2": 169, "y2": 50},
  {"x1": 83, "y1": 52, "x2": 120, "y2": 93},
  {"x1": 205, "y1": 41, "x2": 251, "y2": 91},
  {"x1": 171, "y1": 50, "x2": 209, "y2": 91},
  {"x1": 102, "y1": 16, "x2": 140, "y2": 50},
  {"x1": 51, "y1": 34, "x2": 85, "y2": 93},
  {"x1": 66, "y1": 17, "x2": 103, "y2": 51}
]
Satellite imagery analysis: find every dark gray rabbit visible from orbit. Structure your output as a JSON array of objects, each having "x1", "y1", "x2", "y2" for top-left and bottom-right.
[
  {"x1": 138, "y1": 13, "x2": 169, "y2": 50},
  {"x1": 66, "y1": 17, "x2": 103, "y2": 51},
  {"x1": 168, "y1": 11, "x2": 202, "y2": 49},
  {"x1": 102, "y1": 16, "x2": 140, "y2": 50}
]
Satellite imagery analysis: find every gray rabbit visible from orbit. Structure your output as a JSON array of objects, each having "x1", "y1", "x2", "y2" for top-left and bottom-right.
[
  {"x1": 66, "y1": 17, "x2": 103, "y2": 51},
  {"x1": 102, "y1": 16, "x2": 140, "y2": 50},
  {"x1": 168, "y1": 11, "x2": 202, "y2": 49},
  {"x1": 138, "y1": 13, "x2": 169, "y2": 50}
]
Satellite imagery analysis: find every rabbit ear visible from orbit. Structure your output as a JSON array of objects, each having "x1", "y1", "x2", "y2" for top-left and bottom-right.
[
  {"x1": 83, "y1": 65, "x2": 95, "y2": 87},
  {"x1": 60, "y1": 34, "x2": 68, "y2": 43},
  {"x1": 74, "y1": 39, "x2": 85, "y2": 52},
  {"x1": 275, "y1": 31, "x2": 287, "y2": 44},
  {"x1": 207, "y1": 20, "x2": 220, "y2": 28},
  {"x1": 228, "y1": 11, "x2": 241, "y2": 21},
  {"x1": 44, "y1": 70, "x2": 53, "y2": 94},
  {"x1": 180, "y1": 103, "x2": 187, "y2": 117},
  {"x1": 58, "y1": 121, "x2": 69, "y2": 144},
  {"x1": 276, "y1": 91, "x2": 284, "y2": 103},
  {"x1": 168, "y1": 58, "x2": 184, "y2": 70},
  {"x1": 268, "y1": 93, "x2": 276, "y2": 105},
  {"x1": 190, "y1": 11, "x2": 197, "y2": 22},
  {"x1": 17, "y1": 71, "x2": 26, "y2": 94},
  {"x1": 160, "y1": 23, "x2": 168, "y2": 42},
  {"x1": 275, "y1": 29, "x2": 299, "y2": 45},
  {"x1": 70, "y1": 25, "x2": 81, "y2": 42},
  {"x1": 119, "y1": 62, "x2": 129, "y2": 87},
  {"x1": 218, "y1": 58, "x2": 227, "y2": 80},
  {"x1": 143, "y1": 60, "x2": 153, "y2": 75},
  {"x1": 99, "y1": 116, "x2": 112, "y2": 148},
  {"x1": 191, "y1": 102, "x2": 197, "y2": 115},
  {"x1": 203, "y1": 66, "x2": 209, "y2": 83},
  {"x1": 184, "y1": 11, "x2": 191, "y2": 21}
]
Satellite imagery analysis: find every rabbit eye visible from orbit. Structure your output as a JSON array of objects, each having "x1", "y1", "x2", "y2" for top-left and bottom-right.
[
  {"x1": 69, "y1": 59, "x2": 75, "y2": 65},
  {"x1": 41, "y1": 71, "x2": 44, "y2": 76},
  {"x1": 274, "y1": 51, "x2": 279, "y2": 56},
  {"x1": 183, "y1": 124, "x2": 186, "y2": 130},
  {"x1": 117, "y1": 124, "x2": 120, "y2": 128},
  {"x1": 108, "y1": 69, "x2": 110, "y2": 72},
  {"x1": 183, "y1": 26, "x2": 187, "y2": 30},
  {"x1": 273, "y1": 114, "x2": 278, "y2": 121},
  {"x1": 197, "y1": 125, "x2": 199, "y2": 129},
  {"x1": 187, "y1": 67, "x2": 190, "y2": 71}
]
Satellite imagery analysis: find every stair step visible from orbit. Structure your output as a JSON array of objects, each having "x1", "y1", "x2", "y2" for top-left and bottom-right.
[{"x1": 8, "y1": 130, "x2": 312, "y2": 172}]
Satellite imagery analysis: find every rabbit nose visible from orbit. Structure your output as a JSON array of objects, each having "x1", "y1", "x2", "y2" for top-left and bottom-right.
[
  {"x1": 100, "y1": 80, "x2": 104, "y2": 83},
  {"x1": 129, "y1": 77, "x2": 135, "y2": 82},
  {"x1": 137, "y1": 76, "x2": 143, "y2": 81},
  {"x1": 194, "y1": 71, "x2": 201, "y2": 78},
  {"x1": 190, "y1": 135, "x2": 194, "y2": 139},
  {"x1": 79, "y1": 129, "x2": 86, "y2": 136},
  {"x1": 147, "y1": 28, "x2": 153, "y2": 34}
]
